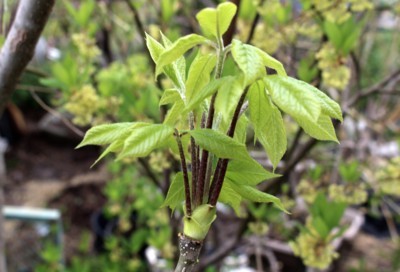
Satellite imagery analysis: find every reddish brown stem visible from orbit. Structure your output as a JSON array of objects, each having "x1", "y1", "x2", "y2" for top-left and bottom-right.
[
  {"x1": 209, "y1": 87, "x2": 249, "y2": 205},
  {"x1": 175, "y1": 129, "x2": 192, "y2": 216}
]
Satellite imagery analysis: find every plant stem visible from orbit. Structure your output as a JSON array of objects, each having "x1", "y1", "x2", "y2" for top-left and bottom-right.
[
  {"x1": 175, "y1": 129, "x2": 192, "y2": 216},
  {"x1": 189, "y1": 112, "x2": 198, "y2": 207},
  {"x1": 174, "y1": 233, "x2": 203, "y2": 272},
  {"x1": 209, "y1": 87, "x2": 249, "y2": 205},
  {"x1": 195, "y1": 46, "x2": 226, "y2": 206}
]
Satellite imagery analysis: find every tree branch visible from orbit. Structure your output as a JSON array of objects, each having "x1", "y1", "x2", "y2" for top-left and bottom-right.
[
  {"x1": 0, "y1": 0, "x2": 55, "y2": 115},
  {"x1": 246, "y1": 0, "x2": 265, "y2": 44},
  {"x1": 138, "y1": 158, "x2": 162, "y2": 190},
  {"x1": 222, "y1": 0, "x2": 240, "y2": 46},
  {"x1": 0, "y1": 2, "x2": 55, "y2": 271},
  {"x1": 346, "y1": 69, "x2": 400, "y2": 108}
]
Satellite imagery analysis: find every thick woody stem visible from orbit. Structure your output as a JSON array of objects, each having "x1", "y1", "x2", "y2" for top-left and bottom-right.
[{"x1": 174, "y1": 233, "x2": 203, "y2": 272}]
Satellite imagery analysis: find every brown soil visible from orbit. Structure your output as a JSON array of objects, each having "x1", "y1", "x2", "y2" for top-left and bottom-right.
[{"x1": 3, "y1": 111, "x2": 109, "y2": 265}]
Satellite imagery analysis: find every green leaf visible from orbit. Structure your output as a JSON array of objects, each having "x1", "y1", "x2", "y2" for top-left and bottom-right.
[
  {"x1": 248, "y1": 81, "x2": 287, "y2": 169},
  {"x1": 226, "y1": 158, "x2": 280, "y2": 186},
  {"x1": 233, "y1": 115, "x2": 248, "y2": 144},
  {"x1": 156, "y1": 34, "x2": 208, "y2": 77},
  {"x1": 145, "y1": 33, "x2": 185, "y2": 90},
  {"x1": 161, "y1": 0, "x2": 175, "y2": 22},
  {"x1": 294, "y1": 113, "x2": 338, "y2": 142},
  {"x1": 185, "y1": 53, "x2": 217, "y2": 102},
  {"x1": 219, "y1": 181, "x2": 242, "y2": 216},
  {"x1": 130, "y1": 229, "x2": 148, "y2": 253},
  {"x1": 188, "y1": 129, "x2": 248, "y2": 159},
  {"x1": 185, "y1": 76, "x2": 233, "y2": 112},
  {"x1": 160, "y1": 32, "x2": 186, "y2": 83},
  {"x1": 77, "y1": 122, "x2": 138, "y2": 148},
  {"x1": 196, "y1": 2, "x2": 237, "y2": 38},
  {"x1": 161, "y1": 172, "x2": 185, "y2": 210},
  {"x1": 145, "y1": 33, "x2": 164, "y2": 64},
  {"x1": 310, "y1": 194, "x2": 346, "y2": 232},
  {"x1": 227, "y1": 179, "x2": 287, "y2": 213},
  {"x1": 159, "y1": 89, "x2": 181, "y2": 106},
  {"x1": 164, "y1": 99, "x2": 185, "y2": 126},
  {"x1": 215, "y1": 76, "x2": 243, "y2": 123},
  {"x1": 312, "y1": 217, "x2": 330, "y2": 238},
  {"x1": 323, "y1": 20, "x2": 343, "y2": 50},
  {"x1": 253, "y1": 46, "x2": 287, "y2": 76},
  {"x1": 298, "y1": 57, "x2": 319, "y2": 83},
  {"x1": 231, "y1": 39, "x2": 265, "y2": 86},
  {"x1": 263, "y1": 75, "x2": 321, "y2": 122},
  {"x1": 288, "y1": 76, "x2": 343, "y2": 121},
  {"x1": 91, "y1": 138, "x2": 125, "y2": 167},
  {"x1": 118, "y1": 124, "x2": 174, "y2": 159}
]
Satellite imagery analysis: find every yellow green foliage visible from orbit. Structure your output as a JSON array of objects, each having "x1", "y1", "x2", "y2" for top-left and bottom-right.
[
  {"x1": 375, "y1": 157, "x2": 400, "y2": 197},
  {"x1": 297, "y1": 179, "x2": 320, "y2": 204},
  {"x1": 64, "y1": 84, "x2": 100, "y2": 126},
  {"x1": 149, "y1": 151, "x2": 172, "y2": 173},
  {"x1": 290, "y1": 220, "x2": 338, "y2": 270},
  {"x1": 312, "y1": 0, "x2": 373, "y2": 24},
  {"x1": 72, "y1": 32, "x2": 101, "y2": 61},
  {"x1": 248, "y1": 221, "x2": 269, "y2": 236},
  {"x1": 328, "y1": 183, "x2": 367, "y2": 205},
  {"x1": 316, "y1": 42, "x2": 351, "y2": 90}
]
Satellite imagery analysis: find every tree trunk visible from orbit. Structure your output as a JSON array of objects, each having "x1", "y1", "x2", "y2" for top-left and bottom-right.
[{"x1": 0, "y1": 1, "x2": 55, "y2": 271}]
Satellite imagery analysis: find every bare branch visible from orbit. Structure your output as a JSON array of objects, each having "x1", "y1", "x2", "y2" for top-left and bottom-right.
[
  {"x1": 346, "y1": 69, "x2": 400, "y2": 108},
  {"x1": 30, "y1": 91, "x2": 85, "y2": 138}
]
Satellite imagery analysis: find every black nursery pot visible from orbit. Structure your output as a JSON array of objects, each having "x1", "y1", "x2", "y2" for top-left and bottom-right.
[
  {"x1": 363, "y1": 213, "x2": 400, "y2": 238},
  {"x1": 90, "y1": 209, "x2": 147, "y2": 258}
]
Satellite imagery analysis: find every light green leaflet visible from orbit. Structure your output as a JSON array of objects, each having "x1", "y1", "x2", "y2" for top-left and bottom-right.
[
  {"x1": 248, "y1": 81, "x2": 287, "y2": 169},
  {"x1": 185, "y1": 53, "x2": 217, "y2": 103},
  {"x1": 155, "y1": 34, "x2": 208, "y2": 77},
  {"x1": 159, "y1": 89, "x2": 181, "y2": 106},
  {"x1": 294, "y1": 113, "x2": 338, "y2": 142},
  {"x1": 117, "y1": 124, "x2": 174, "y2": 159},
  {"x1": 145, "y1": 33, "x2": 185, "y2": 91},
  {"x1": 231, "y1": 39, "x2": 265, "y2": 86},
  {"x1": 264, "y1": 76, "x2": 321, "y2": 123},
  {"x1": 77, "y1": 122, "x2": 137, "y2": 148},
  {"x1": 225, "y1": 158, "x2": 280, "y2": 186},
  {"x1": 226, "y1": 178, "x2": 288, "y2": 213},
  {"x1": 219, "y1": 181, "x2": 242, "y2": 216},
  {"x1": 188, "y1": 129, "x2": 248, "y2": 159},
  {"x1": 196, "y1": 2, "x2": 237, "y2": 38},
  {"x1": 161, "y1": 172, "x2": 185, "y2": 211}
]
